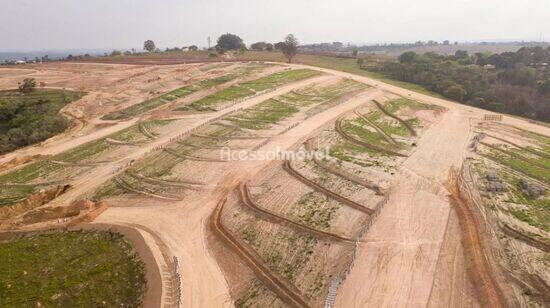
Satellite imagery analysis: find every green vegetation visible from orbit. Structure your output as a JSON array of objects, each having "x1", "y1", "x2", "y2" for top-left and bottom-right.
[
  {"x1": 228, "y1": 98, "x2": 298, "y2": 129},
  {"x1": 343, "y1": 117, "x2": 391, "y2": 147},
  {"x1": 232, "y1": 51, "x2": 439, "y2": 95},
  {"x1": 228, "y1": 78, "x2": 366, "y2": 129},
  {"x1": 0, "y1": 231, "x2": 146, "y2": 307},
  {"x1": 484, "y1": 147, "x2": 550, "y2": 183},
  {"x1": 479, "y1": 165, "x2": 550, "y2": 232},
  {"x1": 0, "y1": 89, "x2": 85, "y2": 154},
  {"x1": 180, "y1": 69, "x2": 320, "y2": 112},
  {"x1": 367, "y1": 47, "x2": 550, "y2": 122},
  {"x1": 360, "y1": 98, "x2": 430, "y2": 138}
]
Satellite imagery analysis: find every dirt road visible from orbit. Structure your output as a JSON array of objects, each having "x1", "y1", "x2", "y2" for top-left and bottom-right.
[{"x1": 333, "y1": 108, "x2": 473, "y2": 307}]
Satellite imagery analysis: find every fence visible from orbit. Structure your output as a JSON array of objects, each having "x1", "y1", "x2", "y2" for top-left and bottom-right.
[
  {"x1": 483, "y1": 114, "x2": 503, "y2": 121},
  {"x1": 323, "y1": 190, "x2": 391, "y2": 308},
  {"x1": 173, "y1": 256, "x2": 182, "y2": 308}
]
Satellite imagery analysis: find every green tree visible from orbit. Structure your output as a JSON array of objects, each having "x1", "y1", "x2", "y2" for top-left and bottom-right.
[
  {"x1": 274, "y1": 42, "x2": 285, "y2": 50},
  {"x1": 266, "y1": 43, "x2": 274, "y2": 51},
  {"x1": 499, "y1": 64, "x2": 537, "y2": 86},
  {"x1": 188, "y1": 45, "x2": 198, "y2": 51},
  {"x1": 454, "y1": 50, "x2": 469, "y2": 59},
  {"x1": 250, "y1": 42, "x2": 267, "y2": 51},
  {"x1": 398, "y1": 51, "x2": 417, "y2": 63},
  {"x1": 18, "y1": 78, "x2": 37, "y2": 93},
  {"x1": 443, "y1": 84, "x2": 467, "y2": 101},
  {"x1": 216, "y1": 33, "x2": 244, "y2": 53},
  {"x1": 538, "y1": 80, "x2": 550, "y2": 95},
  {"x1": 352, "y1": 48, "x2": 358, "y2": 57},
  {"x1": 143, "y1": 40, "x2": 156, "y2": 52},
  {"x1": 281, "y1": 34, "x2": 299, "y2": 63}
]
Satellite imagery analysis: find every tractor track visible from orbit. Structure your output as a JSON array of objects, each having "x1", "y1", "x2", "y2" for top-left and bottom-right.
[
  {"x1": 163, "y1": 148, "x2": 227, "y2": 163},
  {"x1": 354, "y1": 110, "x2": 398, "y2": 146},
  {"x1": 373, "y1": 99, "x2": 417, "y2": 137},
  {"x1": 211, "y1": 197, "x2": 311, "y2": 308},
  {"x1": 334, "y1": 117, "x2": 407, "y2": 157},
  {"x1": 482, "y1": 133, "x2": 550, "y2": 159},
  {"x1": 114, "y1": 176, "x2": 183, "y2": 201},
  {"x1": 501, "y1": 224, "x2": 550, "y2": 253},
  {"x1": 282, "y1": 160, "x2": 374, "y2": 215},
  {"x1": 127, "y1": 171, "x2": 203, "y2": 190},
  {"x1": 447, "y1": 169, "x2": 505, "y2": 308},
  {"x1": 239, "y1": 182, "x2": 353, "y2": 242}
]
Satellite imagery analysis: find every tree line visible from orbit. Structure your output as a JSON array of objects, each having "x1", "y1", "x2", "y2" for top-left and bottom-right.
[
  {"x1": 140, "y1": 33, "x2": 299, "y2": 63},
  {"x1": 366, "y1": 47, "x2": 550, "y2": 121}
]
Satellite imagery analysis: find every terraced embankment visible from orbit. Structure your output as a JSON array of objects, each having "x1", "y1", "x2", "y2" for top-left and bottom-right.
[
  {"x1": 239, "y1": 182, "x2": 353, "y2": 242},
  {"x1": 211, "y1": 197, "x2": 312, "y2": 308}
]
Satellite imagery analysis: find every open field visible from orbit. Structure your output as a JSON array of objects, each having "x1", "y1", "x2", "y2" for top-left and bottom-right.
[
  {"x1": 0, "y1": 58, "x2": 548, "y2": 308},
  {"x1": 0, "y1": 230, "x2": 146, "y2": 307}
]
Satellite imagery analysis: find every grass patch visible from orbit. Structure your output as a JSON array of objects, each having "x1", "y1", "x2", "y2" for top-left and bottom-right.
[
  {"x1": 343, "y1": 118, "x2": 389, "y2": 146},
  {"x1": 180, "y1": 69, "x2": 320, "y2": 112},
  {"x1": 228, "y1": 78, "x2": 366, "y2": 130},
  {"x1": 474, "y1": 161, "x2": 549, "y2": 231},
  {"x1": 0, "y1": 230, "x2": 146, "y2": 307},
  {"x1": 485, "y1": 148, "x2": 550, "y2": 183}
]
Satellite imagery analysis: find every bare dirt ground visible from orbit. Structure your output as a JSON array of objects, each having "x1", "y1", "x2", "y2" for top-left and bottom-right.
[{"x1": 2, "y1": 60, "x2": 549, "y2": 308}]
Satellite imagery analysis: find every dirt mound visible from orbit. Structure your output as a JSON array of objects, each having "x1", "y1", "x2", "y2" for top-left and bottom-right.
[
  {"x1": 2, "y1": 198, "x2": 107, "y2": 230},
  {"x1": 0, "y1": 185, "x2": 71, "y2": 222}
]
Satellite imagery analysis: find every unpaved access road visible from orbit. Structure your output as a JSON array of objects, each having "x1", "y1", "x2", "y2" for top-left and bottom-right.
[{"x1": 334, "y1": 109, "x2": 474, "y2": 307}]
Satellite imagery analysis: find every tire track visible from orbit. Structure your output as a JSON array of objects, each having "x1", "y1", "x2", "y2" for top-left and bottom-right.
[
  {"x1": 163, "y1": 148, "x2": 227, "y2": 163},
  {"x1": 501, "y1": 224, "x2": 550, "y2": 253},
  {"x1": 334, "y1": 117, "x2": 407, "y2": 157},
  {"x1": 239, "y1": 182, "x2": 353, "y2": 242},
  {"x1": 211, "y1": 197, "x2": 311, "y2": 308},
  {"x1": 482, "y1": 133, "x2": 550, "y2": 159},
  {"x1": 372, "y1": 99, "x2": 417, "y2": 137},
  {"x1": 479, "y1": 141, "x2": 549, "y2": 170},
  {"x1": 354, "y1": 110, "x2": 398, "y2": 146},
  {"x1": 447, "y1": 168, "x2": 505, "y2": 308}
]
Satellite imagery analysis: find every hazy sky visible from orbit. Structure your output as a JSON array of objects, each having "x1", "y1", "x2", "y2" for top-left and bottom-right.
[{"x1": 1, "y1": 0, "x2": 549, "y2": 50}]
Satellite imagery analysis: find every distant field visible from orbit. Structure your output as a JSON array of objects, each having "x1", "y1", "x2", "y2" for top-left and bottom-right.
[
  {"x1": 0, "y1": 89, "x2": 85, "y2": 154},
  {"x1": 0, "y1": 230, "x2": 146, "y2": 307}
]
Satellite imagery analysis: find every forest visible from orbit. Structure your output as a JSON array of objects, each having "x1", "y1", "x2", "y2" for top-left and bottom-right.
[{"x1": 364, "y1": 46, "x2": 550, "y2": 122}]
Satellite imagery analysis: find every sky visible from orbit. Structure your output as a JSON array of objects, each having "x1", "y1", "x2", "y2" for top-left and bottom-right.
[{"x1": 1, "y1": 0, "x2": 549, "y2": 51}]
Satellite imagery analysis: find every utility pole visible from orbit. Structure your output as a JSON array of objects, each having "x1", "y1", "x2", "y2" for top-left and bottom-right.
[{"x1": 207, "y1": 36, "x2": 211, "y2": 49}]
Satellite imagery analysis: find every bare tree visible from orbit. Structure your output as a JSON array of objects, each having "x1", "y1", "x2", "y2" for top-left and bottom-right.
[{"x1": 281, "y1": 34, "x2": 299, "y2": 63}]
